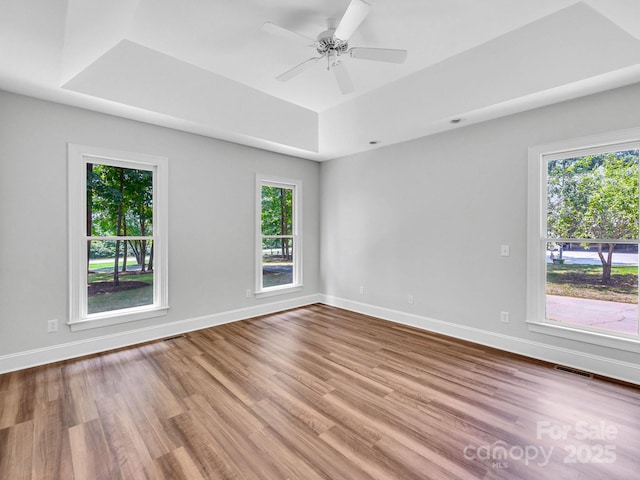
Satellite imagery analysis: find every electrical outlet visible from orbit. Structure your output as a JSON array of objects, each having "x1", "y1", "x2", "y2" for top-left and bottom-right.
[
  {"x1": 501, "y1": 245, "x2": 510, "y2": 257},
  {"x1": 359, "y1": 286, "x2": 365, "y2": 295},
  {"x1": 408, "y1": 294, "x2": 414, "y2": 304},
  {"x1": 246, "y1": 289, "x2": 252, "y2": 298},
  {"x1": 500, "y1": 311, "x2": 510, "y2": 323},
  {"x1": 47, "y1": 319, "x2": 58, "y2": 332}
]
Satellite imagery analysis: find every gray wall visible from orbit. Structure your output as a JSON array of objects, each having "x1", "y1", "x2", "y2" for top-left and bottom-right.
[
  {"x1": 0, "y1": 91, "x2": 321, "y2": 357},
  {"x1": 320, "y1": 83, "x2": 640, "y2": 369},
  {"x1": 2, "y1": 82, "x2": 640, "y2": 378}
]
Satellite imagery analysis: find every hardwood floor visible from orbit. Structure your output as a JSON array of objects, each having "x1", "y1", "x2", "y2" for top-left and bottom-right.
[{"x1": 1, "y1": 304, "x2": 639, "y2": 479}]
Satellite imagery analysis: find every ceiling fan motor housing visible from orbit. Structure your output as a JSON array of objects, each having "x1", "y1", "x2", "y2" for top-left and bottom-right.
[{"x1": 316, "y1": 29, "x2": 348, "y2": 56}]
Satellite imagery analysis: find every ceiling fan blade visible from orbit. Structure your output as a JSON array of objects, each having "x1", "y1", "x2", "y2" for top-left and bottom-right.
[
  {"x1": 334, "y1": 0, "x2": 373, "y2": 41},
  {"x1": 332, "y1": 62, "x2": 355, "y2": 94},
  {"x1": 349, "y1": 47, "x2": 407, "y2": 64},
  {"x1": 262, "y1": 22, "x2": 316, "y2": 44},
  {"x1": 276, "y1": 57, "x2": 321, "y2": 82}
]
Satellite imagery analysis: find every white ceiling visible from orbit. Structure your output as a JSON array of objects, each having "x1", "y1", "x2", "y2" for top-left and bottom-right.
[{"x1": 1, "y1": 0, "x2": 639, "y2": 161}]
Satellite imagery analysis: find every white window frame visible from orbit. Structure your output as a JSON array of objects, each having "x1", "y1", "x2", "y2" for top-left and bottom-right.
[
  {"x1": 527, "y1": 128, "x2": 640, "y2": 353},
  {"x1": 255, "y1": 175, "x2": 303, "y2": 298},
  {"x1": 68, "y1": 144, "x2": 169, "y2": 331}
]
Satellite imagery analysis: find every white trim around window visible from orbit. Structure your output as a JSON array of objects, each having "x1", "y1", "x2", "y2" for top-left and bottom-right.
[
  {"x1": 68, "y1": 144, "x2": 169, "y2": 331},
  {"x1": 527, "y1": 128, "x2": 640, "y2": 353},
  {"x1": 255, "y1": 174, "x2": 303, "y2": 298}
]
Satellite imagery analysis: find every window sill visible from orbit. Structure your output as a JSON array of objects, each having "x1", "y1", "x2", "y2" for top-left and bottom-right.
[
  {"x1": 255, "y1": 285, "x2": 303, "y2": 299},
  {"x1": 68, "y1": 306, "x2": 170, "y2": 331},
  {"x1": 527, "y1": 320, "x2": 640, "y2": 353}
]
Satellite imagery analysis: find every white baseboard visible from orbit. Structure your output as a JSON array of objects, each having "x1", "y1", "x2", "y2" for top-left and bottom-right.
[
  {"x1": 0, "y1": 294, "x2": 322, "y2": 374},
  {"x1": 320, "y1": 295, "x2": 640, "y2": 386},
  {"x1": 3, "y1": 293, "x2": 638, "y2": 385}
]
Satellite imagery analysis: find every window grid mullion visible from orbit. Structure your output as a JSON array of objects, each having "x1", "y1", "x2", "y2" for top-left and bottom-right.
[
  {"x1": 86, "y1": 236, "x2": 156, "y2": 241},
  {"x1": 544, "y1": 238, "x2": 639, "y2": 244}
]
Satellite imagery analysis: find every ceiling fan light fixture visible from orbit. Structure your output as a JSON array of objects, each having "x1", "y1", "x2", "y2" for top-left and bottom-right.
[{"x1": 317, "y1": 31, "x2": 348, "y2": 56}]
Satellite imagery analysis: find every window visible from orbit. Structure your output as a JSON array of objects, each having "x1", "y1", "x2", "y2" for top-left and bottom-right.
[
  {"x1": 527, "y1": 129, "x2": 640, "y2": 351},
  {"x1": 68, "y1": 144, "x2": 168, "y2": 330},
  {"x1": 256, "y1": 176, "x2": 302, "y2": 297}
]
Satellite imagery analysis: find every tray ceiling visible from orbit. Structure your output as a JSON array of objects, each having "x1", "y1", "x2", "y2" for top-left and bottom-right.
[{"x1": 1, "y1": 0, "x2": 639, "y2": 160}]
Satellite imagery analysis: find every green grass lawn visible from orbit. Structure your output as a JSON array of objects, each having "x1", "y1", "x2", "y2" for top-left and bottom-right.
[
  {"x1": 546, "y1": 263, "x2": 638, "y2": 303},
  {"x1": 87, "y1": 271, "x2": 154, "y2": 314},
  {"x1": 89, "y1": 258, "x2": 140, "y2": 270}
]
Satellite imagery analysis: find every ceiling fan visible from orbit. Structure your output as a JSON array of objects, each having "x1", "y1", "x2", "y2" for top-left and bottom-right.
[{"x1": 263, "y1": 0, "x2": 407, "y2": 94}]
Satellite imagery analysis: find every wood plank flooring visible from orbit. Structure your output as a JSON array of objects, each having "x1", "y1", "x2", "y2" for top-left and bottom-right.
[{"x1": 1, "y1": 304, "x2": 639, "y2": 479}]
